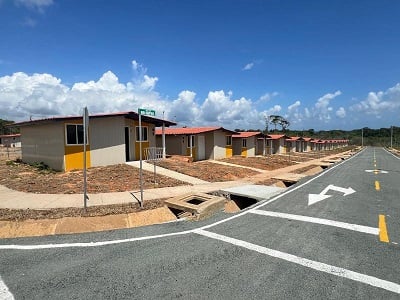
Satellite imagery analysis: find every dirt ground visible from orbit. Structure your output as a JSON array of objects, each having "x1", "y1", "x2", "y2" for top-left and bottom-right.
[
  {"x1": 0, "y1": 199, "x2": 165, "y2": 221},
  {"x1": 0, "y1": 160, "x2": 188, "y2": 194},
  {"x1": 0, "y1": 147, "x2": 356, "y2": 222},
  {"x1": 157, "y1": 159, "x2": 260, "y2": 182},
  {"x1": 220, "y1": 155, "x2": 295, "y2": 170}
]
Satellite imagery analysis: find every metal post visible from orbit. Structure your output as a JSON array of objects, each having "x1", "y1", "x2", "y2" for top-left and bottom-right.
[
  {"x1": 162, "y1": 111, "x2": 166, "y2": 159},
  {"x1": 361, "y1": 128, "x2": 364, "y2": 147},
  {"x1": 189, "y1": 135, "x2": 193, "y2": 158},
  {"x1": 391, "y1": 126, "x2": 393, "y2": 148},
  {"x1": 139, "y1": 112, "x2": 143, "y2": 208},
  {"x1": 83, "y1": 107, "x2": 89, "y2": 212}
]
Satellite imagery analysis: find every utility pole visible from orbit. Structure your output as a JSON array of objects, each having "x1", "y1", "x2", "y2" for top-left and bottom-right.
[
  {"x1": 361, "y1": 128, "x2": 364, "y2": 147},
  {"x1": 391, "y1": 125, "x2": 393, "y2": 148}
]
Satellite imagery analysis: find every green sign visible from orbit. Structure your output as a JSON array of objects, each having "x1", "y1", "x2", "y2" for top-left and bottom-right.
[{"x1": 138, "y1": 108, "x2": 155, "y2": 116}]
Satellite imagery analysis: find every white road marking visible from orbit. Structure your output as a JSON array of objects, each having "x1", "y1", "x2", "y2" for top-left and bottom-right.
[
  {"x1": 0, "y1": 276, "x2": 14, "y2": 300},
  {"x1": 250, "y1": 210, "x2": 379, "y2": 235},
  {"x1": 195, "y1": 229, "x2": 400, "y2": 295},
  {"x1": 0, "y1": 230, "x2": 192, "y2": 250},
  {"x1": 0, "y1": 149, "x2": 364, "y2": 251},
  {"x1": 383, "y1": 148, "x2": 400, "y2": 160}
]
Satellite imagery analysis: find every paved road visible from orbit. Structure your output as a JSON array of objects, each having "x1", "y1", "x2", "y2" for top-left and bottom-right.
[{"x1": 1, "y1": 147, "x2": 400, "y2": 299}]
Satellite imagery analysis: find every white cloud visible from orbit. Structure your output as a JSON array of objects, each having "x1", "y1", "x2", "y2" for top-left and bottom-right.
[
  {"x1": 313, "y1": 90, "x2": 342, "y2": 122},
  {"x1": 170, "y1": 90, "x2": 199, "y2": 123},
  {"x1": 21, "y1": 17, "x2": 37, "y2": 27},
  {"x1": 288, "y1": 100, "x2": 301, "y2": 112},
  {"x1": 336, "y1": 107, "x2": 346, "y2": 118},
  {"x1": 14, "y1": 0, "x2": 53, "y2": 12},
  {"x1": 242, "y1": 62, "x2": 254, "y2": 71},
  {"x1": 258, "y1": 92, "x2": 279, "y2": 103},
  {"x1": 350, "y1": 83, "x2": 400, "y2": 117}
]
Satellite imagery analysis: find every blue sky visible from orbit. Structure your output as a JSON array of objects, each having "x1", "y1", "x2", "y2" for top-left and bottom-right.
[{"x1": 1, "y1": 0, "x2": 400, "y2": 131}]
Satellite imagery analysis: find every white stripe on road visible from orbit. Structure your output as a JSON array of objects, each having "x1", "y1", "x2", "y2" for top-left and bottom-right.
[
  {"x1": 0, "y1": 230, "x2": 192, "y2": 250},
  {"x1": 0, "y1": 276, "x2": 14, "y2": 300},
  {"x1": 195, "y1": 229, "x2": 400, "y2": 295},
  {"x1": 250, "y1": 210, "x2": 379, "y2": 235},
  {"x1": 0, "y1": 149, "x2": 364, "y2": 251}
]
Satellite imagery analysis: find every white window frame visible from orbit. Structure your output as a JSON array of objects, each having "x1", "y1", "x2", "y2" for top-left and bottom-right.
[
  {"x1": 242, "y1": 138, "x2": 247, "y2": 148},
  {"x1": 65, "y1": 124, "x2": 88, "y2": 146},
  {"x1": 187, "y1": 135, "x2": 195, "y2": 148},
  {"x1": 135, "y1": 126, "x2": 148, "y2": 142},
  {"x1": 226, "y1": 135, "x2": 232, "y2": 146}
]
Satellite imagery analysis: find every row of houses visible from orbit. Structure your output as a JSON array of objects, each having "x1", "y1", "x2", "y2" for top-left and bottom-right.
[
  {"x1": 11, "y1": 111, "x2": 348, "y2": 171},
  {"x1": 156, "y1": 127, "x2": 349, "y2": 161}
]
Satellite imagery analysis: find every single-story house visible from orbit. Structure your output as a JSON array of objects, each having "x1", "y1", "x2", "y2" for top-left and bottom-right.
[
  {"x1": 232, "y1": 131, "x2": 262, "y2": 157},
  {"x1": 285, "y1": 137, "x2": 306, "y2": 153},
  {"x1": 12, "y1": 112, "x2": 176, "y2": 171},
  {"x1": 0, "y1": 134, "x2": 21, "y2": 147},
  {"x1": 267, "y1": 134, "x2": 290, "y2": 154},
  {"x1": 303, "y1": 138, "x2": 312, "y2": 152},
  {"x1": 155, "y1": 127, "x2": 236, "y2": 161}
]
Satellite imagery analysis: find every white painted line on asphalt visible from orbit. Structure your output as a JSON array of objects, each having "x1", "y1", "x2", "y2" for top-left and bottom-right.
[
  {"x1": 199, "y1": 149, "x2": 364, "y2": 231},
  {"x1": 383, "y1": 148, "x2": 400, "y2": 159},
  {"x1": 0, "y1": 230, "x2": 193, "y2": 250},
  {"x1": 195, "y1": 229, "x2": 400, "y2": 295},
  {"x1": 0, "y1": 276, "x2": 14, "y2": 300},
  {"x1": 0, "y1": 149, "x2": 364, "y2": 250},
  {"x1": 250, "y1": 210, "x2": 379, "y2": 235}
]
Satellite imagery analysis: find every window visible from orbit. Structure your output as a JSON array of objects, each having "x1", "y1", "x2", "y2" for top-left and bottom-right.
[
  {"x1": 187, "y1": 135, "x2": 195, "y2": 148},
  {"x1": 66, "y1": 124, "x2": 87, "y2": 145},
  {"x1": 136, "y1": 126, "x2": 148, "y2": 141},
  {"x1": 242, "y1": 138, "x2": 247, "y2": 148},
  {"x1": 226, "y1": 135, "x2": 232, "y2": 146}
]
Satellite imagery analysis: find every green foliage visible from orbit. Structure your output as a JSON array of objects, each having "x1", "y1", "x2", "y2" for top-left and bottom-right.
[{"x1": 0, "y1": 119, "x2": 18, "y2": 135}]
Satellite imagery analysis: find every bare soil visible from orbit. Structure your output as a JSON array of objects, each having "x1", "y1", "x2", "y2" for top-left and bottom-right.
[
  {"x1": 0, "y1": 200, "x2": 165, "y2": 221},
  {"x1": 0, "y1": 160, "x2": 188, "y2": 194},
  {"x1": 157, "y1": 158, "x2": 260, "y2": 182},
  {"x1": 220, "y1": 155, "x2": 295, "y2": 170},
  {"x1": 291, "y1": 164, "x2": 321, "y2": 174}
]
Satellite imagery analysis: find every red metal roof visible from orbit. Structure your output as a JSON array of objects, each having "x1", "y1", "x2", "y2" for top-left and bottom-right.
[
  {"x1": 232, "y1": 131, "x2": 262, "y2": 138},
  {"x1": 155, "y1": 127, "x2": 235, "y2": 135},
  {"x1": 11, "y1": 111, "x2": 176, "y2": 128},
  {"x1": 0, "y1": 134, "x2": 21, "y2": 138},
  {"x1": 267, "y1": 134, "x2": 287, "y2": 140}
]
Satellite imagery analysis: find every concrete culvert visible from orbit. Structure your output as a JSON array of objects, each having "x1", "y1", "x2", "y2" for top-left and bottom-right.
[{"x1": 229, "y1": 194, "x2": 258, "y2": 210}]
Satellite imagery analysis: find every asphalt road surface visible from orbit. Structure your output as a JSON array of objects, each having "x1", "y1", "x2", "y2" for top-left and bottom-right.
[{"x1": 1, "y1": 147, "x2": 400, "y2": 299}]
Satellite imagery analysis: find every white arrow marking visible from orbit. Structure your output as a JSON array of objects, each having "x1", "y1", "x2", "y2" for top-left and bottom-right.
[
  {"x1": 308, "y1": 184, "x2": 355, "y2": 206},
  {"x1": 365, "y1": 169, "x2": 388, "y2": 174},
  {"x1": 308, "y1": 194, "x2": 332, "y2": 205}
]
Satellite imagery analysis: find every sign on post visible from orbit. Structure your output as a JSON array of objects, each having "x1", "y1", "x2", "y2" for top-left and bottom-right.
[{"x1": 137, "y1": 108, "x2": 156, "y2": 208}]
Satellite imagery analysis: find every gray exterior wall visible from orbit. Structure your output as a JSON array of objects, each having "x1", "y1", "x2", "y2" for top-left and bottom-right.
[
  {"x1": 20, "y1": 123, "x2": 65, "y2": 170},
  {"x1": 90, "y1": 117, "x2": 126, "y2": 167},
  {"x1": 213, "y1": 131, "x2": 227, "y2": 159},
  {"x1": 247, "y1": 137, "x2": 256, "y2": 157}
]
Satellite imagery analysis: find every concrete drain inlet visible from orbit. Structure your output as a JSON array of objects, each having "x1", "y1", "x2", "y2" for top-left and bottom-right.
[{"x1": 164, "y1": 193, "x2": 225, "y2": 220}]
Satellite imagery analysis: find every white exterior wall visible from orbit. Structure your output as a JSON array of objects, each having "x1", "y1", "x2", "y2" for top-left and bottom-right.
[
  {"x1": 90, "y1": 117, "x2": 126, "y2": 167},
  {"x1": 246, "y1": 137, "x2": 256, "y2": 157},
  {"x1": 20, "y1": 123, "x2": 65, "y2": 170},
  {"x1": 212, "y1": 131, "x2": 226, "y2": 159}
]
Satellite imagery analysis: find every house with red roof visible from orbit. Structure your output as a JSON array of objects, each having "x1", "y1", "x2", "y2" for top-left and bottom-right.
[
  {"x1": 155, "y1": 127, "x2": 236, "y2": 161},
  {"x1": 12, "y1": 112, "x2": 176, "y2": 171},
  {"x1": 267, "y1": 134, "x2": 290, "y2": 154},
  {"x1": 0, "y1": 134, "x2": 21, "y2": 147},
  {"x1": 232, "y1": 131, "x2": 263, "y2": 157}
]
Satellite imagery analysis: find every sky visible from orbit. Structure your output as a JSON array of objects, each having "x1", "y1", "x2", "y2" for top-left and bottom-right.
[{"x1": 0, "y1": 0, "x2": 400, "y2": 131}]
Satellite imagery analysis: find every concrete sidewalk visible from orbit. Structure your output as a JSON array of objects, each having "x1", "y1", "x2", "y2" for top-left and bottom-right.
[
  {"x1": 126, "y1": 161, "x2": 208, "y2": 184},
  {"x1": 0, "y1": 151, "x2": 354, "y2": 210}
]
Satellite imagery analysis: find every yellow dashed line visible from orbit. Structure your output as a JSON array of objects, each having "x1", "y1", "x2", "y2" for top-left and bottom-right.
[
  {"x1": 375, "y1": 181, "x2": 380, "y2": 191},
  {"x1": 379, "y1": 215, "x2": 389, "y2": 243}
]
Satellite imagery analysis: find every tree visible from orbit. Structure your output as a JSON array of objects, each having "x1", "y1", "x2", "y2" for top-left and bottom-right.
[{"x1": 0, "y1": 119, "x2": 16, "y2": 135}]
